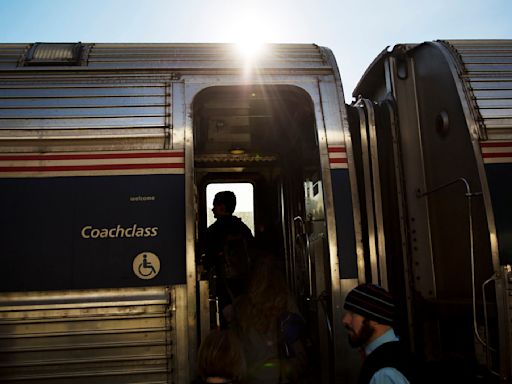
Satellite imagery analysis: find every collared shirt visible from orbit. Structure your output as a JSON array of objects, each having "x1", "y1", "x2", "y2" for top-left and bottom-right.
[{"x1": 364, "y1": 329, "x2": 410, "y2": 384}]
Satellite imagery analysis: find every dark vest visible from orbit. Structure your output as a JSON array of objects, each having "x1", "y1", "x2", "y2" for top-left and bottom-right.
[{"x1": 358, "y1": 341, "x2": 413, "y2": 384}]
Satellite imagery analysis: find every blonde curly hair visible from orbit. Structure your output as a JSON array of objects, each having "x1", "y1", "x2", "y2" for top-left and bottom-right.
[
  {"x1": 198, "y1": 330, "x2": 247, "y2": 382},
  {"x1": 234, "y1": 258, "x2": 289, "y2": 335}
]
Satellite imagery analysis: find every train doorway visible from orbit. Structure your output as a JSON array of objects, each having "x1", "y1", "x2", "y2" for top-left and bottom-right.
[{"x1": 193, "y1": 85, "x2": 335, "y2": 383}]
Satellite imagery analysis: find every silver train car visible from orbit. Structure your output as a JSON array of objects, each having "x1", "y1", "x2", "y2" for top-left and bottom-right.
[
  {"x1": 0, "y1": 41, "x2": 510, "y2": 383},
  {"x1": 352, "y1": 40, "x2": 512, "y2": 382}
]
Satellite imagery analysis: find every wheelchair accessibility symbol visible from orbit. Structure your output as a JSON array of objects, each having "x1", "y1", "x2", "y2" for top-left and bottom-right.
[{"x1": 133, "y1": 252, "x2": 160, "y2": 280}]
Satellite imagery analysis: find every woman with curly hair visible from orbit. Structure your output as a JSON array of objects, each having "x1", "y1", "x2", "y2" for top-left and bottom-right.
[{"x1": 232, "y1": 256, "x2": 309, "y2": 384}]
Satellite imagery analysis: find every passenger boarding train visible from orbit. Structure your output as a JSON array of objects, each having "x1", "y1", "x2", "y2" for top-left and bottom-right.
[{"x1": 0, "y1": 40, "x2": 511, "y2": 383}]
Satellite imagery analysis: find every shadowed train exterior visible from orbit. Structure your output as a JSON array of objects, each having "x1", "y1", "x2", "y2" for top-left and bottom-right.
[{"x1": 0, "y1": 41, "x2": 510, "y2": 383}]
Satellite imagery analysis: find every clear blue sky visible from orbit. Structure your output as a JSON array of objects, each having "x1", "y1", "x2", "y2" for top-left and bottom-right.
[{"x1": 1, "y1": 0, "x2": 511, "y2": 101}]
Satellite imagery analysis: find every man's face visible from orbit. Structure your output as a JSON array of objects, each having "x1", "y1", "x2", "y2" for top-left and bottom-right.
[
  {"x1": 342, "y1": 310, "x2": 375, "y2": 348},
  {"x1": 212, "y1": 202, "x2": 227, "y2": 219}
]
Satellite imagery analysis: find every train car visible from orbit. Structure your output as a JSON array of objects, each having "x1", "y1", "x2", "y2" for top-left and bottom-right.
[
  {"x1": 0, "y1": 42, "x2": 360, "y2": 383},
  {"x1": 0, "y1": 40, "x2": 510, "y2": 384},
  {"x1": 351, "y1": 39, "x2": 512, "y2": 382}
]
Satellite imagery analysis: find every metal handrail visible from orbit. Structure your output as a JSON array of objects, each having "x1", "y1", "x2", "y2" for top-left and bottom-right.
[
  {"x1": 293, "y1": 217, "x2": 334, "y2": 346},
  {"x1": 482, "y1": 274, "x2": 500, "y2": 377},
  {"x1": 294, "y1": 216, "x2": 313, "y2": 298},
  {"x1": 318, "y1": 290, "x2": 334, "y2": 342},
  {"x1": 417, "y1": 178, "x2": 490, "y2": 351}
]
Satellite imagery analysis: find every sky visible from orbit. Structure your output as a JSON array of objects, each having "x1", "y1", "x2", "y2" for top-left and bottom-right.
[{"x1": 1, "y1": 0, "x2": 511, "y2": 101}]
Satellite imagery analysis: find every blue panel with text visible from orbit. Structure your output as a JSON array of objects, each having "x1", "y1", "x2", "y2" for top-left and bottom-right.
[{"x1": 0, "y1": 174, "x2": 185, "y2": 291}]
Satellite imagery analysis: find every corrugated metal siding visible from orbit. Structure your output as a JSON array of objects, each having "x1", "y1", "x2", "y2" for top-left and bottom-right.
[
  {"x1": 0, "y1": 287, "x2": 174, "y2": 383},
  {"x1": 443, "y1": 40, "x2": 512, "y2": 139},
  {"x1": 0, "y1": 82, "x2": 171, "y2": 152},
  {"x1": 0, "y1": 43, "x2": 329, "y2": 71},
  {"x1": 87, "y1": 43, "x2": 327, "y2": 70},
  {"x1": 0, "y1": 44, "x2": 28, "y2": 69},
  {"x1": 0, "y1": 43, "x2": 330, "y2": 153}
]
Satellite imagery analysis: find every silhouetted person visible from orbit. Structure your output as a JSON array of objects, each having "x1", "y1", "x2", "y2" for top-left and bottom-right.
[
  {"x1": 342, "y1": 284, "x2": 413, "y2": 384},
  {"x1": 204, "y1": 191, "x2": 253, "y2": 328}
]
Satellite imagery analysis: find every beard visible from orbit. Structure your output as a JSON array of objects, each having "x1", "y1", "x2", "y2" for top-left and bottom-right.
[{"x1": 346, "y1": 318, "x2": 375, "y2": 348}]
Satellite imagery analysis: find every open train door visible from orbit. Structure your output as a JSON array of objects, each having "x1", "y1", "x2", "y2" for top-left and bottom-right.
[{"x1": 191, "y1": 84, "x2": 351, "y2": 383}]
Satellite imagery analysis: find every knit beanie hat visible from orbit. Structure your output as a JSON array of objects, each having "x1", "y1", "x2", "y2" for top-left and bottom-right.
[{"x1": 343, "y1": 284, "x2": 395, "y2": 325}]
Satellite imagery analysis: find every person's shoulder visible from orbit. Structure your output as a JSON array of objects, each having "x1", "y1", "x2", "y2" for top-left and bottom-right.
[
  {"x1": 232, "y1": 217, "x2": 253, "y2": 234},
  {"x1": 370, "y1": 367, "x2": 410, "y2": 384},
  {"x1": 209, "y1": 216, "x2": 234, "y2": 229},
  {"x1": 362, "y1": 340, "x2": 413, "y2": 384},
  {"x1": 206, "y1": 219, "x2": 221, "y2": 232},
  {"x1": 232, "y1": 216, "x2": 245, "y2": 225}
]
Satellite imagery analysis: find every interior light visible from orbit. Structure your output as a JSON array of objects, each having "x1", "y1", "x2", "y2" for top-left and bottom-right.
[{"x1": 229, "y1": 148, "x2": 246, "y2": 155}]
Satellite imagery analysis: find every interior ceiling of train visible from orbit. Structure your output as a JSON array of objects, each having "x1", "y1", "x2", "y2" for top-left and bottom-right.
[{"x1": 193, "y1": 86, "x2": 317, "y2": 165}]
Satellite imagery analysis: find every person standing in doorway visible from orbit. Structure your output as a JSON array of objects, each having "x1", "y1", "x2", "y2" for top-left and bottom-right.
[
  {"x1": 203, "y1": 190, "x2": 253, "y2": 328},
  {"x1": 342, "y1": 284, "x2": 413, "y2": 384}
]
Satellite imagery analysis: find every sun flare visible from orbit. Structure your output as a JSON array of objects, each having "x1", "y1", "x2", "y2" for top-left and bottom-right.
[
  {"x1": 228, "y1": 10, "x2": 273, "y2": 65},
  {"x1": 235, "y1": 38, "x2": 265, "y2": 61}
]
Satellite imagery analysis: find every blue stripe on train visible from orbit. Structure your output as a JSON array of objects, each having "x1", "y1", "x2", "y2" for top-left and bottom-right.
[
  {"x1": 485, "y1": 164, "x2": 512, "y2": 265},
  {"x1": 0, "y1": 174, "x2": 186, "y2": 291},
  {"x1": 330, "y1": 169, "x2": 358, "y2": 279}
]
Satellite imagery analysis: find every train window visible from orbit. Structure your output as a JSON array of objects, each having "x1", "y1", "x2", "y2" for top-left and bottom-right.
[{"x1": 206, "y1": 182, "x2": 254, "y2": 235}]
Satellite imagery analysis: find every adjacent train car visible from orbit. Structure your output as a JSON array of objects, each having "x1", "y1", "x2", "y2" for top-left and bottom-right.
[
  {"x1": 0, "y1": 40, "x2": 510, "y2": 383},
  {"x1": 0, "y1": 43, "x2": 359, "y2": 383},
  {"x1": 352, "y1": 39, "x2": 512, "y2": 382}
]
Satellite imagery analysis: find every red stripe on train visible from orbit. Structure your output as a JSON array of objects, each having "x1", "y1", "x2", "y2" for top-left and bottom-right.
[
  {"x1": 0, "y1": 152, "x2": 185, "y2": 161},
  {"x1": 328, "y1": 147, "x2": 346, "y2": 153},
  {"x1": 482, "y1": 152, "x2": 512, "y2": 158},
  {"x1": 0, "y1": 163, "x2": 185, "y2": 172},
  {"x1": 480, "y1": 142, "x2": 512, "y2": 148},
  {"x1": 329, "y1": 158, "x2": 348, "y2": 163}
]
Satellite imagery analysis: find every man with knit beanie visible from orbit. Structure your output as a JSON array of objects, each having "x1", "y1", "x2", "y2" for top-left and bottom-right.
[{"x1": 342, "y1": 284, "x2": 413, "y2": 384}]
